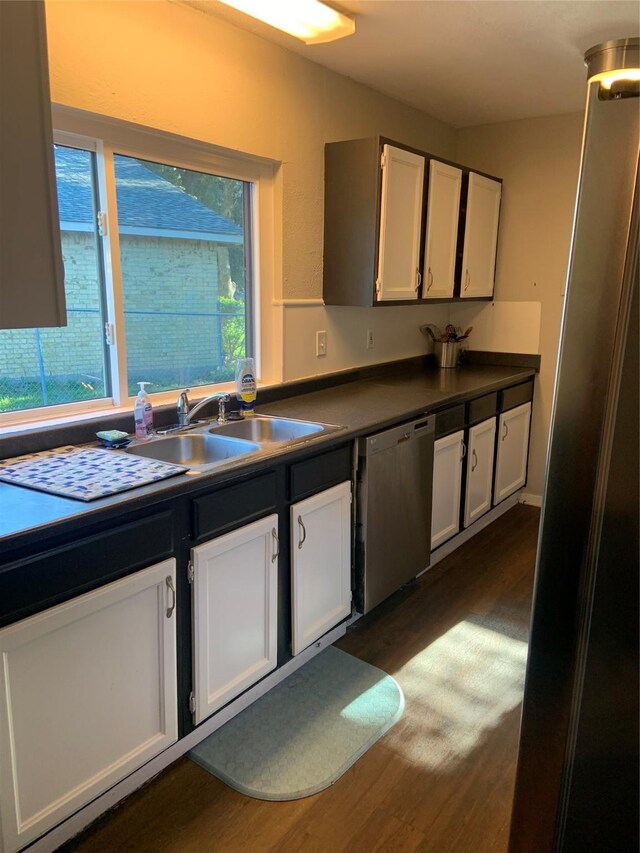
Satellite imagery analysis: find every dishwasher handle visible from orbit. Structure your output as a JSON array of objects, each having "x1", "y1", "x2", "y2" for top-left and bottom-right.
[{"x1": 412, "y1": 416, "x2": 434, "y2": 434}]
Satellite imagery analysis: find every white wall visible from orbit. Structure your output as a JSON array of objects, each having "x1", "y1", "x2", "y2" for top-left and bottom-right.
[{"x1": 456, "y1": 113, "x2": 585, "y2": 497}]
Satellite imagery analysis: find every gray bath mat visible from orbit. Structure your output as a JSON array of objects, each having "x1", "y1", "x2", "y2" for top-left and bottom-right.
[{"x1": 189, "y1": 645, "x2": 404, "y2": 800}]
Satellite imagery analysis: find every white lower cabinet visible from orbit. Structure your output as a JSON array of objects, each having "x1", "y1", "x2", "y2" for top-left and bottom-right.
[
  {"x1": 191, "y1": 514, "x2": 278, "y2": 725},
  {"x1": 431, "y1": 430, "x2": 465, "y2": 549},
  {"x1": 494, "y1": 402, "x2": 532, "y2": 504},
  {"x1": 464, "y1": 418, "x2": 497, "y2": 528},
  {"x1": 0, "y1": 560, "x2": 178, "y2": 853},
  {"x1": 291, "y1": 481, "x2": 352, "y2": 656}
]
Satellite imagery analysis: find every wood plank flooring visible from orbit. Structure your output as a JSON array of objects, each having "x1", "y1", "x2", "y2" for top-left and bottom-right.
[{"x1": 62, "y1": 504, "x2": 539, "y2": 853}]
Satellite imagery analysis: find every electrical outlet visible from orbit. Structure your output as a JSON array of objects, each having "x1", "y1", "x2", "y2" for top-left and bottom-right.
[
  {"x1": 316, "y1": 330, "x2": 327, "y2": 357},
  {"x1": 366, "y1": 329, "x2": 375, "y2": 349}
]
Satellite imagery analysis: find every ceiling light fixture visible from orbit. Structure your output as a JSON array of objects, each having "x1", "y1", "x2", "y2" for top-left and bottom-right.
[
  {"x1": 216, "y1": 0, "x2": 355, "y2": 44},
  {"x1": 585, "y1": 38, "x2": 639, "y2": 100}
]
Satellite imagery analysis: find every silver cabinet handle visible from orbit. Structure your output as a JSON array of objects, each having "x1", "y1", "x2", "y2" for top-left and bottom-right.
[
  {"x1": 166, "y1": 575, "x2": 176, "y2": 619},
  {"x1": 471, "y1": 449, "x2": 478, "y2": 472},
  {"x1": 427, "y1": 267, "x2": 434, "y2": 291},
  {"x1": 464, "y1": 269, "x2": 470, "y2": 291},
  {"x1": 271, "y1": 527, "x2": 279, "y2": 563},
  {"x1": 502, "y1": 422, "x2": 509, "y2": 441},
  {"x1": 416, "y1": 269, "x2": 422, "y2": 291},
  {"x1": 297, "y1": 515, "x2": 307, "y2": 550},
  {"x1": 461, "y1": 442, "x2": 467, "y2": 461}
]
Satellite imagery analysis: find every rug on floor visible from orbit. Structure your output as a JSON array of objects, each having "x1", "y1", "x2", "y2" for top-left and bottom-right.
[{"x1": 189, "y1": 645, "x2": 404, "y2": 801}]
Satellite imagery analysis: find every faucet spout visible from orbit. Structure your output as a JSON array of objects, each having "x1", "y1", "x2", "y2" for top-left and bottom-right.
[{"x1": 177, "y1": 390, "x2": 231, "y2": 426}]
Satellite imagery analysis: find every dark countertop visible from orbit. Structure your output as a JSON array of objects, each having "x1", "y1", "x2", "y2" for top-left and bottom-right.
[{"x1": 0, "y1": 361, "x2": 535, "y2": 550}]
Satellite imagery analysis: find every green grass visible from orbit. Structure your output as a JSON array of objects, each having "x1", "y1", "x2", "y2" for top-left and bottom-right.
[{"x1": 0, "y1": 379, "x2": 106, "y2": 413}]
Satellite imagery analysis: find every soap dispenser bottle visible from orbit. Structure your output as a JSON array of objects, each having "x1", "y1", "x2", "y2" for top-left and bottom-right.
[
  {"x1": 134, "y1": 382, "x2": 153, "y2": 439},
  {"x1": 235, "y1": 358, "x2": 256, "y2": 417}
]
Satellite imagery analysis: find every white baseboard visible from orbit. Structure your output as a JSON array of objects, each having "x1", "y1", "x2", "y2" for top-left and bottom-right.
[
  {"x1": 426, "y1": 492, "x2": 520, "y2": 569},
  {"x1": 518, "y1": 492, "x2": 542, "y2": 507},
  {"x1": 27, "y1": 623, "x2": 346, "y2": 853}
]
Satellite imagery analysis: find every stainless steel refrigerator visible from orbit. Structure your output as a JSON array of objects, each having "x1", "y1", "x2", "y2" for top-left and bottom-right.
[{"x1": 509, "y1": 39, "x2": 639, "y2": 852}]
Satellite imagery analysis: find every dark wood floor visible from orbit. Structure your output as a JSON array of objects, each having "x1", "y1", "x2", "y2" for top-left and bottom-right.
[{"x1": 63, "y1": 504, "x2": 540, "y2": 853}]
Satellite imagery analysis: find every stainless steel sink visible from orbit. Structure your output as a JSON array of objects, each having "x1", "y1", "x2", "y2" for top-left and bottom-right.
[
  {"x1": 125, "y1": 433, "x2": 260, "y2": 467},
  {"x1": 211, "y1": 415, "x2": 341, "y2": 445}
]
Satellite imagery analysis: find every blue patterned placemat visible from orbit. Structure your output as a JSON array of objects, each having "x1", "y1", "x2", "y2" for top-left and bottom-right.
[{"x1": 0, "y1": 446, "x2": 188, "y2": 502}]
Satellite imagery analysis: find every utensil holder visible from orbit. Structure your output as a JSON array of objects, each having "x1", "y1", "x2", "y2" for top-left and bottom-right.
[{"x1": 434, "y1": 341, "x2": 461, "y2": 369}]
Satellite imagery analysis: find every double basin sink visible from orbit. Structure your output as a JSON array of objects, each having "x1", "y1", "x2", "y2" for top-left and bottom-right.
[{"x1": 125, "y1": 415, "x2": 343, "y2": 469}]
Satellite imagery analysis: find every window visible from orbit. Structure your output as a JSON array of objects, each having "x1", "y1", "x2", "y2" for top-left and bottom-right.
[{"x1": 0, "y1": 123, "x2": 265, "y2": 422}]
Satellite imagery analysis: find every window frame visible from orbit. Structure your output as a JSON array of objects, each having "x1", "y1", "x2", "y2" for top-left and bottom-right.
[{"x1": 0, "y1": 108, "x2": 281, "y2": 430}]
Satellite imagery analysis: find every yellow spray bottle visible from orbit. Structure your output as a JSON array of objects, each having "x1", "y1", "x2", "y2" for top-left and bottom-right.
[{"x1": 235, "y1": 357, "x2": 256, "y2": 417}]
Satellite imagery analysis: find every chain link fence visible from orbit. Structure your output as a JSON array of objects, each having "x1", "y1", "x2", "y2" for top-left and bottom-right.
[{"x1": 0, "y1": 306, "x2": 245, "y2": 414}]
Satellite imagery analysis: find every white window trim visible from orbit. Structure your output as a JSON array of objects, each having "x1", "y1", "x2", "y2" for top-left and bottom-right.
[{"x1": 0, "y1": 107, "x2": 283, "y2": 432}]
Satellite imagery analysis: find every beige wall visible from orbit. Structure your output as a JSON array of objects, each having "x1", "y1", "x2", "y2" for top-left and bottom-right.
[
  {"x1": 456, "y1": 113, "x2": 584, "y2": 497},
  {"x1": 45, "y1": 0, "x2": 455, "y2": 301},
  {"x1": 46, "y1": 1, "x2": 585, "y2": 496},
  {"x1": 45, "y1": 0, "x2": 461, "y2": 384}
]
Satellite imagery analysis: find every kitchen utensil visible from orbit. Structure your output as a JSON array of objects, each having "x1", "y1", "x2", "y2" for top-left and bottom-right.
[{"x1": 420, "y1": 324, "x2": 439, "y2": 343}]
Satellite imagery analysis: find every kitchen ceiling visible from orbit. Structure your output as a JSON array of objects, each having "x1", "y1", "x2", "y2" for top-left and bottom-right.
[{"x1": 179, "y1": 0, "x2": 640, "y2": 127}]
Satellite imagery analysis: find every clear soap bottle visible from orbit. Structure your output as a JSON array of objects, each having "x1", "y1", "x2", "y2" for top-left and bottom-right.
[{"x1": 134, "y1": 382, "x2": 153, "y2": 439}]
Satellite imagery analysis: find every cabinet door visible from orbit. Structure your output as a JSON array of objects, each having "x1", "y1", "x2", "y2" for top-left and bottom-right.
[
  {"x1": 0, "y1": 560, "x2": 177, "y2": 853},
  {"x1": 494, "y1": 402, "x2": 532, "y2": 504},
  {"x1": 432, "y1": 430, "x2": 465, "y2": 549},
  {"x1": 291, "y1": 481, "x2": 351, "y2": 655},
  {"x1": 460, "y1": 172, "x2": 501, "y2": 298},
  {"x1": 423, "y1": 160, "x2": 462, "y2": 298},
  {"x1": 0, "y1": 1, "x2": 66, "y2": 328},
  {"x1": 464, "y1": 418, "x2": 497, "y2": 527},
  {"x1": 376, "y1": 145, "x2": 425, "y2": 301},
  {"x1": 191, "y1": 514, "x2": 278, "y2": 724}
]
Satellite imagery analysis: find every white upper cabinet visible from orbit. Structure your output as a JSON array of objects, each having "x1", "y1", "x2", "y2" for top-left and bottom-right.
[
  {"x1": 323, "y1": 137, "x2": 502, "y2": 306},
  {"x1": 0, "y1": 561, "x2": 178, "y2": 853},
  {"x1": 494, "y1": 402, "x2": 532, "y2": 504},
  {"x1": 376, "y1": 145, "x2": 425, "y2": 301},
  {"x1": 0, "y1": 1, "x2": 66, "y2": 329},
  {"x1": 422, "y1": 160, "x2": 462, "y2": 299},
  {"x1": 460, "y1": 172, "x2": 502, "y2": 298}
]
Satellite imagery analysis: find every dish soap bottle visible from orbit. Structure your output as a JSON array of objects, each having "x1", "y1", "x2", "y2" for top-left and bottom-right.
[
  {"x1": 235, "y1": 358, "x2": 256, "y2": 417},
  {"x1": 134, "y1": 382, "x2": 153, "y2": 439}
]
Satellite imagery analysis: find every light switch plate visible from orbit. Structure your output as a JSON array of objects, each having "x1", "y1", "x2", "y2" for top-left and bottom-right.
[{"x1": 316, "y1": 330, "x2": 327, "y2": 357}]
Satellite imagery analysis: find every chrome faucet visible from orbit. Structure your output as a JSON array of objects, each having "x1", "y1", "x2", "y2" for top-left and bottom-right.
[{"x1": 177, "y1": 389, "x2": 231, "y2": 427}]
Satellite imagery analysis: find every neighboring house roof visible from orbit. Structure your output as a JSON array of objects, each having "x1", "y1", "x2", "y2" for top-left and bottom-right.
[{"x1": 55, "y1": 145, "x2": 243, "y2": 244}]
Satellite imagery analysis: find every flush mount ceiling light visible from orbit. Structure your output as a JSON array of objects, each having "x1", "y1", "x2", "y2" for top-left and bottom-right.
[{"x1": 216, "y1": 0, "x2": 355, "y2": 44}]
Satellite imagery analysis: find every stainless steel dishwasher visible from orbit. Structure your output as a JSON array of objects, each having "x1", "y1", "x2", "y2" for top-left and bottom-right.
[{"x1": 355, "y1": 414, "x2": 435, "y2": 614}]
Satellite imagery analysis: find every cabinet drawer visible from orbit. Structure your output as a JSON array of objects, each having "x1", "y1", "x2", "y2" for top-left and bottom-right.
[
  {"x1": 289, "y1": 444, "x2": 352, "y2": 502},
  {"x1": 467, "y1": 392, "x2": 498, "y2": 426},
  {"x1": 435, "y1": 404, "x2": 466, "y2": 438},
  {"x1": 192, "y1": 471, "x2": 277, "y2": 541},
  {"x1": 0, "y1": 511, "x2": 174, "y2": 627},
  {"x1": 499, "y1": 380, "x2": 534, "y2": 413}
]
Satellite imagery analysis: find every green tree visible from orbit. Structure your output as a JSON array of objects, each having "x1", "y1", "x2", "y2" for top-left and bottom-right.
[{"x1": 144, "y1": 162, "x2": 244, "y2": 225}]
